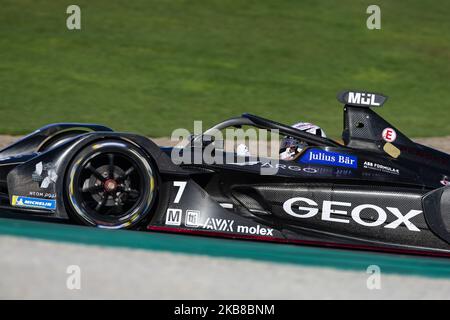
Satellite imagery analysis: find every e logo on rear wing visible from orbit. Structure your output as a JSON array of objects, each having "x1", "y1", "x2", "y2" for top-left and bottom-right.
[{"x1": 337, "y1": 90, "x2": 388, "y2": 107}]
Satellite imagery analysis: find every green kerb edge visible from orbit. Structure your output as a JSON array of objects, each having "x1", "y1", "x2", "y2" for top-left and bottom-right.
[{"x1": 0, "y1": 217, "x2": 449, "y2": 279}]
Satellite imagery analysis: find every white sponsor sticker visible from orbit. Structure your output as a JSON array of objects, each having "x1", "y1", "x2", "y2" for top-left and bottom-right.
[
  {"x1": 363, "y1": 161, "x2": 400, "y2": 175},
  {"x1": 382, "y1": 128, "x2": 397, "y2": 143},
  {"x1": 185, "y1": 210, "x2": 200, "y2": 227},
  {"x1": 283, "y1": 197, "x2": 422, "y2": 232},
  {"x1": 183, "y1": 210, "x2": 274, "y2": 237},
  {"x1": 165, "y1": 208, "x2": 182, "y2": 226}
]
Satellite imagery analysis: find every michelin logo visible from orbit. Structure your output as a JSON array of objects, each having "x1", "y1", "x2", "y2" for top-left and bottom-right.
[
  {"x1": 300, "y1": 149, "x2": 358, "y2": 169},
  {"x1": 12, "y1": 196, "x2": 56, "y2": 210}
]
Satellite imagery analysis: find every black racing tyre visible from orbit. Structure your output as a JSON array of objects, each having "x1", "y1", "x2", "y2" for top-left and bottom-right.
[{"x1": 65, "y1": 139, "x2": 157, "y2": 229}]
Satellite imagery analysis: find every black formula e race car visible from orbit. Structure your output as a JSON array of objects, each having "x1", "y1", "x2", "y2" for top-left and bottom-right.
[{"x1": 1, "y1": 90, "x2": 450, "y2": 257}]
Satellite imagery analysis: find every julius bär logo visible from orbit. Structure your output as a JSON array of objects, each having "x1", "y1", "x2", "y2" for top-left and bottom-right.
[{"x1": 300, "y1": 149, "x2": 358, "y2": 169}]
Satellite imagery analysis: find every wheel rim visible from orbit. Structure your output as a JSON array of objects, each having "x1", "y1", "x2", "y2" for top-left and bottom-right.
[{"x1": 68, "y1": 142, "x2": 155, "y2": 228}]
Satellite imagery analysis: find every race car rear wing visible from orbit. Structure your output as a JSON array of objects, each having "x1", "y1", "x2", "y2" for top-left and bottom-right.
[
  {"x1": 338, "y1": 90, "x2": 416, "y2": 152},
  {"x1": 338, "y1": 90, "x2": 450, "y2": 171}
]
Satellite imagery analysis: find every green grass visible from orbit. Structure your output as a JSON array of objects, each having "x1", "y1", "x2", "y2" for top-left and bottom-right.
[{"x1": 0, "y1": 0, "x2": 449, "y2": 138}]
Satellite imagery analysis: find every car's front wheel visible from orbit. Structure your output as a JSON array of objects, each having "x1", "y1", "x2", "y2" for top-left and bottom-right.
[{"x1": 65, "y1": 139, "x2": 157, "y2": 229}]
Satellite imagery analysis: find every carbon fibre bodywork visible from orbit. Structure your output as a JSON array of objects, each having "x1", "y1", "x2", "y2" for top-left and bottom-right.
[{"x1": 1, "y1": 91, "x2": 450, "y2": 257}]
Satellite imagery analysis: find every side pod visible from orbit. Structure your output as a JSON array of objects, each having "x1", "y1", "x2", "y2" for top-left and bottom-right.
[{"x1": 422, "y1": 187, "x2": 450, "y2": 245}]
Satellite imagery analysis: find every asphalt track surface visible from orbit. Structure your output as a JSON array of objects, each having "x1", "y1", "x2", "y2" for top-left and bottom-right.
[{"x1": 0, "y1": 217, "x2": 450, "y2": 299}]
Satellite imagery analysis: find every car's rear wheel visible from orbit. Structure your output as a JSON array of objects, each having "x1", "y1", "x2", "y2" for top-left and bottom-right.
[{"x1": 65, "y1": 140, "x2": 157, "y2": 229}]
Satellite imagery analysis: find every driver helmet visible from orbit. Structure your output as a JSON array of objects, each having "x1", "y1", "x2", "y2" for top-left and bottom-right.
[{"x1": 279, "y1": 122, "x2": 326, "y2": 160}]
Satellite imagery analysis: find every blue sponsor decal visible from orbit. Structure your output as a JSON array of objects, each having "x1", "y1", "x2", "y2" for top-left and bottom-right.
[
  {"x1": 12, "y1": 195, "x2": 56, "y2": 210},
  {"x1": 299, "y1": 149, "x2": 358, "y2": 168}
]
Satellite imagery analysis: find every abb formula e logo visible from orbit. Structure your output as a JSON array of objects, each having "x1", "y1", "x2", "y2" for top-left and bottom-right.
[{"x1": 283, "y1": 197, "x2": 422, "y2": 232}]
